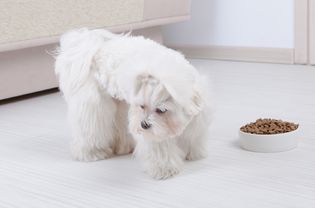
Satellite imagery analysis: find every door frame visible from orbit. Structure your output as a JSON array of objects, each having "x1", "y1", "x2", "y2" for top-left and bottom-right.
[
  {"x1": 310, "y1": 0, "x2": 315, "y2": 64},
  {"x1": 294, "y1": 0, "x2": 315, "y2": 65}
]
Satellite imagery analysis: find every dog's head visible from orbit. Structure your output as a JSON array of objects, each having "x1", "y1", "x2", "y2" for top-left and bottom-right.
[{"x1": 128, "y1": 71, "x2": 204, "y2": 142}]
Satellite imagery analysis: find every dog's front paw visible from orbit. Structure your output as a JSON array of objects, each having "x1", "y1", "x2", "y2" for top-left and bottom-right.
[
  {"x1": 146, "y1": 164, "x2": 182, "y2": 180},
  {"x1": 71, "y1": 145, "x2": 113, "y2": 162}
]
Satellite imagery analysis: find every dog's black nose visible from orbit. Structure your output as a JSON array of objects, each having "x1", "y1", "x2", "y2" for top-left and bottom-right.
[{"x1": 141, "y1": 121, "x2": 151, "y2": 129}]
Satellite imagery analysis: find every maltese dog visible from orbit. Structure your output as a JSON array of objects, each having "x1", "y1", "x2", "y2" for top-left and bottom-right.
[{"x1": 55, "y1": 28, "x2": 212, "y2": 179}]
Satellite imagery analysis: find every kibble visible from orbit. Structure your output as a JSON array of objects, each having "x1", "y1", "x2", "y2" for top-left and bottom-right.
[{"x1": 240, "y1": 118, "x2": 299, "y2": 135}]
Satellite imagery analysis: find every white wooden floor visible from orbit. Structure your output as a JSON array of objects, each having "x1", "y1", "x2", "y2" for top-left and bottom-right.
[{"x1": 1, "y1": 60, "x2": 315, "y2": 208}]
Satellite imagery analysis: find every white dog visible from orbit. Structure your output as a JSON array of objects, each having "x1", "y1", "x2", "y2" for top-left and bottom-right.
[{"x1": 55, "y1": 28, "x2": 211, "y2": 179}]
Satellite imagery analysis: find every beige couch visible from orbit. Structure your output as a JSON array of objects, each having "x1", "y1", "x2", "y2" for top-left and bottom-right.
[{"x1": 0, "y1": 0, "x2": 191, "y2": 100}]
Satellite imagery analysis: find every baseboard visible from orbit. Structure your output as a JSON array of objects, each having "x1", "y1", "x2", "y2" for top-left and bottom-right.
[{"x1": 168, "y1": 45, "x2": 294, "y2": 64}]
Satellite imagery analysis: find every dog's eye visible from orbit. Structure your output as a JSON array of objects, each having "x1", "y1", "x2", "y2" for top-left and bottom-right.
[
  {"x1": 140, "y1": 105, "x2": 145, "y2": 109},
  {"x1": 156, "y1": 108, "x2": 167, "y2": 114}
]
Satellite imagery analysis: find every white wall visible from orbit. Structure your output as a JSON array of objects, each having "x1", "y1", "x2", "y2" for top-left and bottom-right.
[{"x1": 162, "y1": 0, "x2": 294, "y2": 48}]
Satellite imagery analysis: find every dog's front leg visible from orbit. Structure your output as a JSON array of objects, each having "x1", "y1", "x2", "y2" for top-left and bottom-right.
[{"x1": 134, "y1": 137, "x2": 184, "y2": 179}]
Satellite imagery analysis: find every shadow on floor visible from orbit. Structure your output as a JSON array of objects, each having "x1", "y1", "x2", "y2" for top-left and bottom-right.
[{"x1": 0, "y1": 88, "x2": 59, "y2": 105}]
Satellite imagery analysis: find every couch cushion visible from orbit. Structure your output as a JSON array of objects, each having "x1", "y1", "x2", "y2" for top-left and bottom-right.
[
  {"x1": 0, "y1": 0, "x2": 191, "y2": 52},
  {"x1": 0, "y1": 0, "x2": 144, "y2": 44}
]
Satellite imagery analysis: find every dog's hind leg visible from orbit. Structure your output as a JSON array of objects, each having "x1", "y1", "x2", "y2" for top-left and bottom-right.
[{"x1": 67, "y1": 83, "x2": 116, "y2": 162}]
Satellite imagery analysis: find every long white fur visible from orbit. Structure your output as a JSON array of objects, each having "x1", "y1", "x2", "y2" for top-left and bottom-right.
[{"x1": 55, "y1": 28, "x2": 212, "y2": 179}]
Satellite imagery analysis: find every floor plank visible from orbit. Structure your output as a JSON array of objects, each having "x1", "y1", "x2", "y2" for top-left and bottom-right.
[{"x1": 0, "y1": 60, "x2": 315, "y2": 208}]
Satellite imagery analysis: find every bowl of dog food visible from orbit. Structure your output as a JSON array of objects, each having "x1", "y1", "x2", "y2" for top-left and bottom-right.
[{"x1": 239, "y1": 118, "x2": 299, "y2": 153}]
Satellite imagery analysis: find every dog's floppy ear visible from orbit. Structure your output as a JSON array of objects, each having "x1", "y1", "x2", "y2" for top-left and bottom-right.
[
  {"x1": 162, "y1": 77, "x2": 205, "y2": 117},
  {"x1": 185, "y1": 90, "x2": 204, "y2": 116},
  {"x1": 184, "y1": 74, "x2": 209, "y2": 116}
]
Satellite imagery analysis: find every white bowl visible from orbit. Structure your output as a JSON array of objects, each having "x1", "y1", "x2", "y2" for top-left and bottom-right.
[{"x1": 239, "y1": 128, "x2": 299, "y2": 153}]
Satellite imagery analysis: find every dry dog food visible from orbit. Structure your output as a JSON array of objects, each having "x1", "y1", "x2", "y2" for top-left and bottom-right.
[{"x1": 240, "y1": 118, "x2": 299, "y2": 135}]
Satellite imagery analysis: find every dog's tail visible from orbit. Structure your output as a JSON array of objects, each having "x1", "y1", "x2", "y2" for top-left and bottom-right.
[{"x1": 54, "y1": 28, "x2": 119, "y2": 95}]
